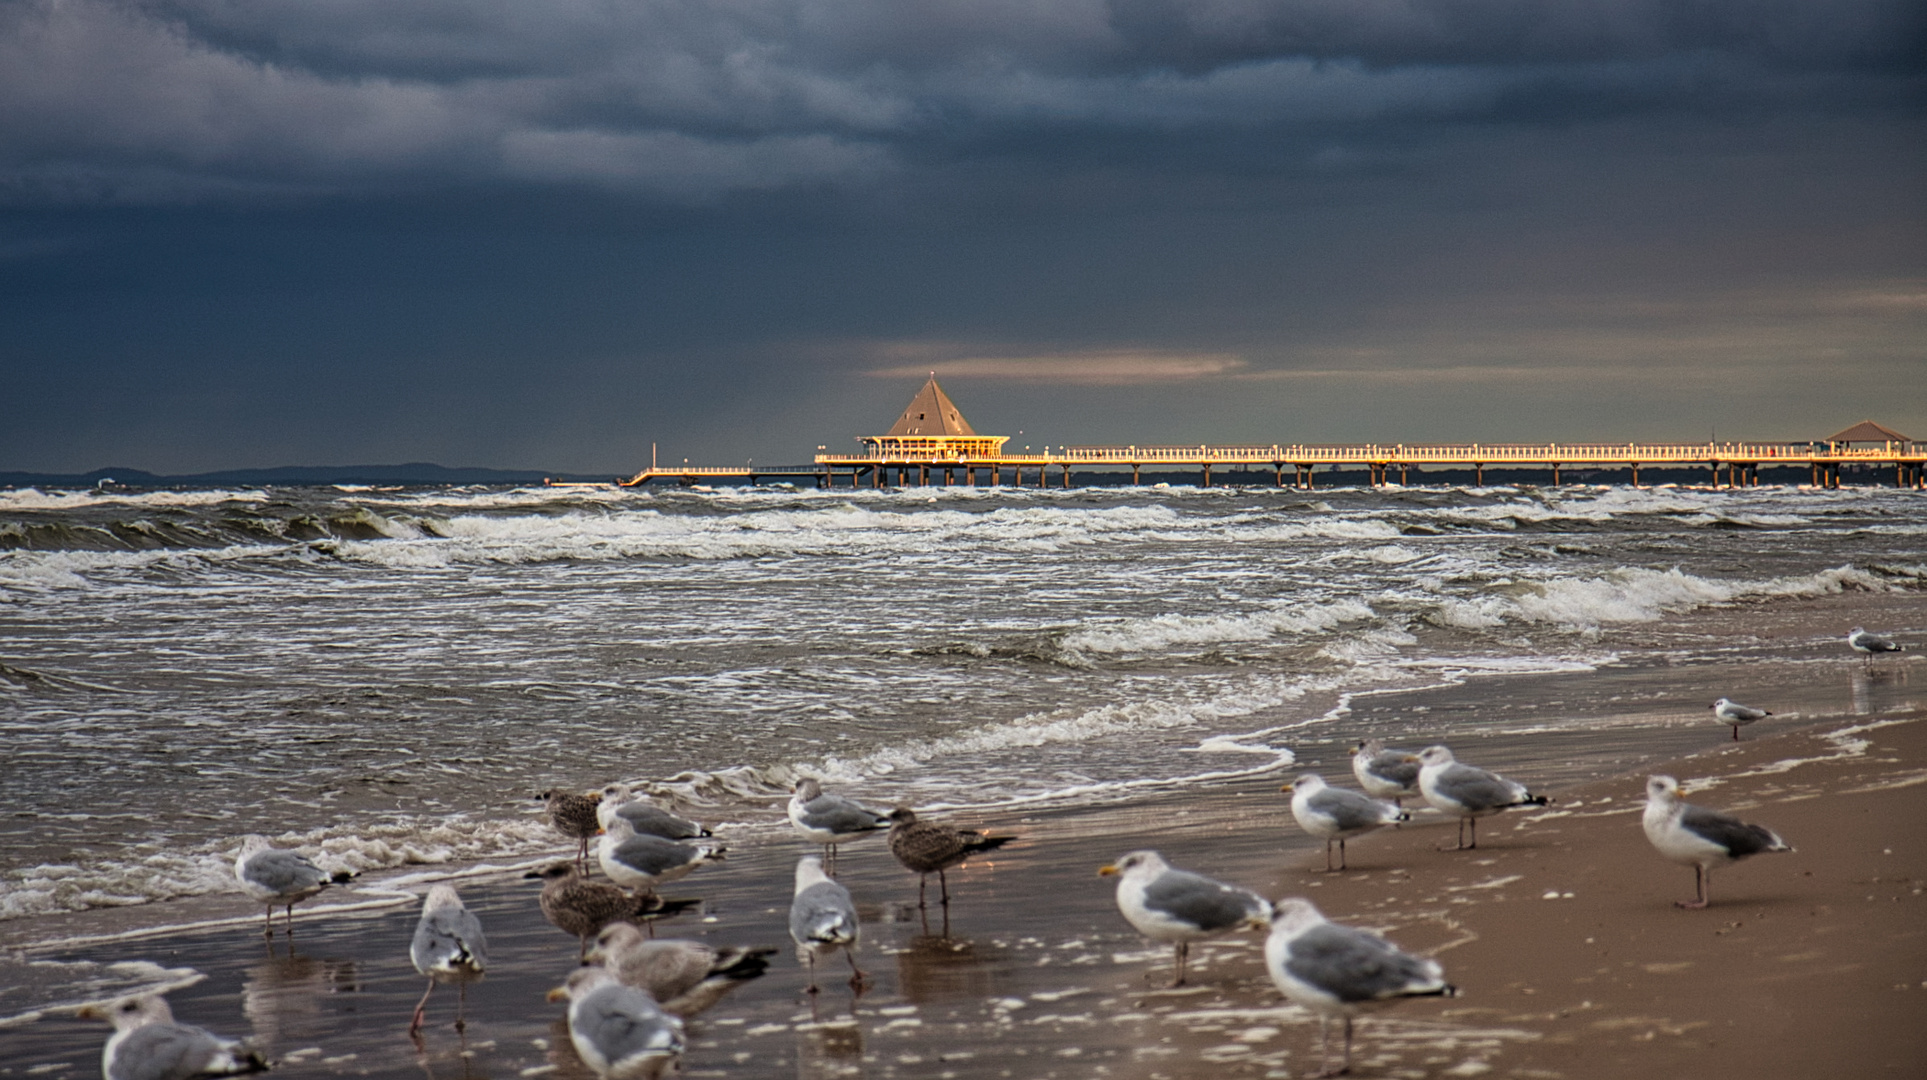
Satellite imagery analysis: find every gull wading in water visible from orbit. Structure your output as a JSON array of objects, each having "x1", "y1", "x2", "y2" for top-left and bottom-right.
[
  {"x1": 586, "y1": 922, "x2": 776, "y2": 1019},
  {"x1": 1349, "y1": 739, "x2": 1423, "y2": 810},
  {"x1": 1711, "y1": 698, "x2": 1772, "y2": 741},
  {"x1": 1416, "y1": 746, "x2": 1551, "y2": 850},
  {"x1": 78, "y1": 994, "x2": 268, "y2": 1080},
  {"x1": 548, "y1": 965, "x2": 685, "y2": 1080},
  {"x1": 233, "y1": 835, "x2": 354, "y2": 935},
  {"x1": 1099, "y1": 850, "x2": 1270, "y2": 987},
  {"x1": 408, "y1": 884, "x2": 486, "y2": 1035},
  {"x1": 1642, "y1": 775, "x2": 1793, "y2": 909},
  {"x1": 1265, "y1": 897, "x2": 1456, "y2": 1078},
  {"x1": 1847, "y1": 626, "x2": 1905, "y2": 666},
  {"x1": 1285, "y1": 773, "x2": 1408, "y2": 872},
  {"x1": 789, "y1": 855, "x2": 865, "y2": 993},
  {"x1": 885, "y1": 806, "x2": 1014, "y2": 908},
  {"x1": 787, "y1": 778, "x2": 891, "y2": 872}
]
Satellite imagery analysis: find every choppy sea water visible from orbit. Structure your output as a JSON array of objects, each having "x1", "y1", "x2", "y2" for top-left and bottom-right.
[{"x1": 2, "y1": 480, "x2": 1922, "y2": 936}]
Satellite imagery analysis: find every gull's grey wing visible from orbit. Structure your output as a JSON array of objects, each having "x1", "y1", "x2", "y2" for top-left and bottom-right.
[
  {"x1": 574, "y1": 985, "x2": 682, "y2": 1063},
  {"x1": 1284, "y1": 923, "x2": 1442, "y2": 1004},
  {"x1": 609, "y1": 834, "x2": 700, "y2": 876},
  {"x1": 1433, "y1": 764, "x2": 1526, "y2": 811},
  {"x1": 799, "y1": 795, "x2": 888, "y2": 835},
  {"x1": 110, "y1": 1023, "x2": 244, "y2": 1080},
  {"x1": 1142, "y1": 870, "x2": 1265, "y2": 932},
  {"x1": 615, "y1": 803, "x2": 706, "y2": 840},
  {"x1": 412, "y1": 906, "x2": 486, "y2": 974},
  {"x1": 1365, "y1": 753, "x2": 1421, "y2": 789},
  {"x1": 1679, "y1": 804, "x2": 1785, "y2": 857},
  {"x1": 1308, "y1": 788, "x2": 1395, "y2": 832},
  {"x1": 790, "y1": 881, "x2": 858, "y2": 945},
  {"x1": 241, "y1": 849, "x2": 327, "y2": 895}
]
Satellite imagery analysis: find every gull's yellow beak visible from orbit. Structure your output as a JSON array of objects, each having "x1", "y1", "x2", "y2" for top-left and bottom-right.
[
  {"x1": 546, "y1": 986, "x2": 569, "y2": 1003},
  {"x1": 1097, "y1": 864, "x2": 1119, "y2": 877},
  {"x1": 76, "y1": 1005, "x2": 103, "y2": 1021},
  {"x1": 1280, "y1": 782, "x2": 1296, "y2": 793},
  {"x1": 595, "y1": 827, "x2": 606, "y2": 836}
]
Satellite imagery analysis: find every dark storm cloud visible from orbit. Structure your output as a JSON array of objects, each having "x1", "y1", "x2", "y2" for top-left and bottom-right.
[{"x1": 1, "y1": 0, "x2": 1918, "y2": 203}]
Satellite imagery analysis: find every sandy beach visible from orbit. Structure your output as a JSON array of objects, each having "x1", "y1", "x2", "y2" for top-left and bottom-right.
[{"x1": 5, "y1": 622, "x2": 1921, "y2": 1079}]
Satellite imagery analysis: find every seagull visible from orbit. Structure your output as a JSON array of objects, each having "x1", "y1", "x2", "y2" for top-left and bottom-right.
[
  {"x1": 1284, "y1": 774, "x2": 1408, "y2": 871},
  {"x1": 547, "y1": 965, "x2": 684, "y2": 1080},
  {"x1": 596, "y1": 816, "x2": 725, "y2": 894},
  {"x1": 1265, "y1": 897, "x2": 1456, "y2": 1078},
  {"x1": 525, "y1": 862, "x2": 701, "y2": 957},
  {"x1": 232, "y1": 835, "x2": 354, "y2": 935},
  {"x1": 596, "y1": 783, "x2": 712, "y2": 841},
  {"x1": 789, "y1": 855, "x2": 865, "y2": 993},
  {"x1": 586, "y1": 922, "x2": 776, "y2": 1018},
  {"x1": 1848, "y1": 626, "x2": 1904, "y2": 666},
  {"x1": 408, "y1": 884, "x2": 486, "y2": 1035},
  {"x1": 537, "y1": 788, "x2": 603, "y2": 870},
  {"x1": 788, "y1": 779, "x2": 891, "y2": 872},
  {"x1": 1711, "y1": 698, "x2": 1772, "y2": 741},
  {"x1": 886, "y1": 807, "x2": 1014, "y2": 908},
  {"x1": 1098, "y1": 850, "x2": 1270, "y2": 987},
  {"x1": 1416, "y1": 746, "x2": 1551, "y2": 850},
  {"x1": 78, "y1": 993, "x2": 268, "y2": 1080},
  {"x1": 1642, "y1": 775, "x2": 1793, "y2": 909},
  {"x1": 1349, "y1": 739, "x2": 1422, "y2": 809}
]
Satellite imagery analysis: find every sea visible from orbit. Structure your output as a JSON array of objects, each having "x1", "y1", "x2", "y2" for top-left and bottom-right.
[{"x1": 3, "y1": 479, "x2": 1921, "y2": 941}]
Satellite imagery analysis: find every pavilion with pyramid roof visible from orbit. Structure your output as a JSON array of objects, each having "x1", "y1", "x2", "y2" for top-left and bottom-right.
[{"x1": 860, "y1": 375, "x2": 1010, "y2": 460}]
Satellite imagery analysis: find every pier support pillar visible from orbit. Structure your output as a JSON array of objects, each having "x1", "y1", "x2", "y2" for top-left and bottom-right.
[
  {"x1": 1474, "y1": 463, "x2": 1484, "y2": 486},
  {"x1": 1061, "y1": 465, "x2": 1072, "y2": 489},
  {"x1": 1133, "y1": 463, "x2": 1142, "y2": 485},
  {"x1": 1202, "y1": 464, "x2": 1212, "y2": 488},
  {"x1": 991, "y1": 465, "x2": 1000, "y2": 487},
  {"x1": 1551, "y1": 463, "x2": 1561, "y2": 485},
  {"x1": 1274, "y1": 464, "x2": 1283, "y2": 487},
  {"x1": 1631, "y1": 463, "x2": 1641, "y2": 487},
  {"x1": 1401, "y1": 464, "x2": 1410, "y2": 485}
]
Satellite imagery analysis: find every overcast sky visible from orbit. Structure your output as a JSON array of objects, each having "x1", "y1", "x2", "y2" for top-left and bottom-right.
[{"x1": 2, "y1": 0, "x2": 1922, "y2": 474}]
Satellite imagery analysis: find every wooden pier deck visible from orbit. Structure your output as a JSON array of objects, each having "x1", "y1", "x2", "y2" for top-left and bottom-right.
[{"x1": 614, "y1": 440, "x2": 1926, "y2": 490}]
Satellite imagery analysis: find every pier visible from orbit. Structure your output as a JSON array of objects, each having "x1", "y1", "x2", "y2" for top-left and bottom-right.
[{"x1": 614, "y1": 380, "x2": 1924, "y2": 490}]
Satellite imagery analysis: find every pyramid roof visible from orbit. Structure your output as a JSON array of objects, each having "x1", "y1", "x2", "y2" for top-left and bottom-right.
[
  {"x1": 885, "y1": 375, "x2": 978, "y2": 437},
  {"x1": 1828, "y1": 420, "x2": 1911, "y2": 443}
]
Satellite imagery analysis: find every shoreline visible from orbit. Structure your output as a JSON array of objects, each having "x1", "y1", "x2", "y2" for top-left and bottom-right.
[{"x1": 4, "y1": 642, "x2": 1921, "y2": 1077}]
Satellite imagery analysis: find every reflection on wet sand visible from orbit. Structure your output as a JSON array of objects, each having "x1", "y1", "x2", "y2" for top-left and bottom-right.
[
  {"x1": 893, "y1": 933, "x2": 1012, "y2": 1005},
  {"x1": 242, "y1": 944, "x2": 360, "y2": 1049},
  {"x1": 796, "y1": 1015, "x2": 863, "y2": 1080}
]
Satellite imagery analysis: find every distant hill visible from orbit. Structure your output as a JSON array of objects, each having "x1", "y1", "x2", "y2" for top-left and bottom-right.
[{"x1": 0, "y1": 463, "x2": 621, "y2": 488}]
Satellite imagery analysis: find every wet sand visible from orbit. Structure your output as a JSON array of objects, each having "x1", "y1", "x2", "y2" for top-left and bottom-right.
[{"x1": 4, "y1": 649, "x2": 1922, "y2": 1079}]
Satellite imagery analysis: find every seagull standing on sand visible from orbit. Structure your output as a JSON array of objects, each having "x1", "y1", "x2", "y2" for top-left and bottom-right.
[
  {"x1": 408, "y1": 884, "x2": 486, "y2": 1035},
  {"x1": 886, "y1": 807, "x2": 1014, "y2": 908},
  {"x1": 789, "y1": 855, "x2": 866, "y2": 993},
  {"x1": 1847, "y1": 627, "x2": 1905, "y2": 666},
  {"x1": 1416, "y1": 746, "x2": 1550, "y2": 850},
  {"x1": 1350, "y1": 739, "x2": 1423, "y2": 809},
  {"x1": 788, "y1": 779, "x2": 891, "y2": 872},
  {"x1": 548, "y1": 965, "x2": 684, "y2": 1080},
  {"x1": 1265, "y1": 897, "x2": 1456, "y2": 1078},
  {"x1": 597, "y1": 783, "x2": 713, "y2": 841},
  {"x1": 596, "y1": 816, "x2": 725, "y2": 894},
  {"x1": 1711, "y1": 698, "x2": 1772, "y2": 741},
  {"x1": 1285, "y1": 773, "x2": 1408, "y2": 872},
  {"x1": 78, "y1": 994, "x2": 268, "y2": 1080},
  {"x1": 538, "y1": 788, "x2": 603, "y2": 870},
  {"x1": 1099, "y1": 850, "x2": 1270, "y2": 987},
  {"x1": 1642, "y1": 775, "x2": 1792, "y2": 909},
  {"x1": 233, "y1": 835, "x2": 353, "y2": 935},
  {"x1": 586, "y1": 922, "x2": 776, "y2": 1018},
  {"x1": 525, "y1": 862, "x2": 701, "y2": 957}
]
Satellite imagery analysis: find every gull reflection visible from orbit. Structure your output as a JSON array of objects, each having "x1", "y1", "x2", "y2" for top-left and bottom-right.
[
  {"x1": 241, "y1": 945, "x2": 360, "y2": 1049},
  {"x1": 796, "y1": 1014, "x2": 863, "y2": 1080}
]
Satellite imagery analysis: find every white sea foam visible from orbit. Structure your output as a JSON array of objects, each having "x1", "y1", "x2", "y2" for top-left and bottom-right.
[{"x1": 1061, "y1": 599, "x2": 1374, "y2": 655}]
